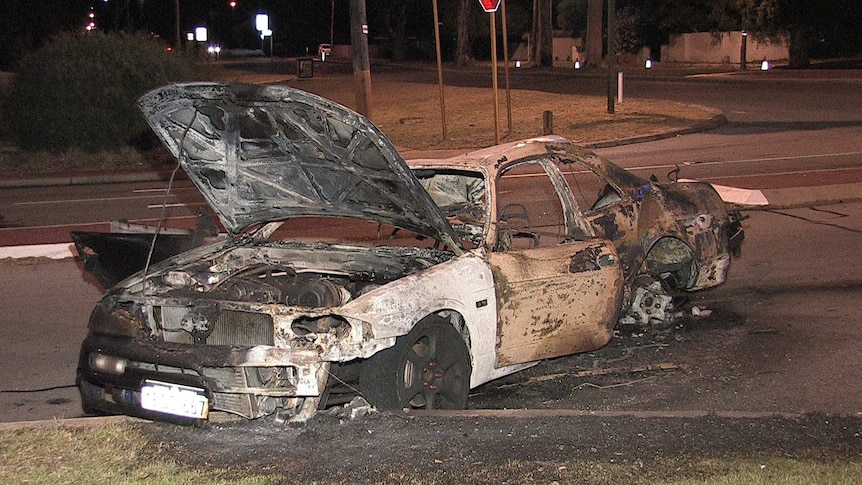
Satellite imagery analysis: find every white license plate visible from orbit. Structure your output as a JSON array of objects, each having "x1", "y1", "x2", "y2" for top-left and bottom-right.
[{"x1": 141, "y1": 380, "x2": 209, "y2": 419}]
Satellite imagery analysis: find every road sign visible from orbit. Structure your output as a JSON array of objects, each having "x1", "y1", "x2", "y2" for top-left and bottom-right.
[{"x1": 478, "y1": 0, "x2": 501, "y2": 13}]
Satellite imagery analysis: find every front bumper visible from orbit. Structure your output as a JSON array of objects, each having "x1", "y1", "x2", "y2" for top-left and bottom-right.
[{"x1": 77, "y1": 333, "x2": 327, "y2": 423}]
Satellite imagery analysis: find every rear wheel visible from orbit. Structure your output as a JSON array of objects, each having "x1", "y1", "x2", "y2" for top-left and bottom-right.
[{"x1": 360, "y1": 315, "x2": 471, "y2": 410}]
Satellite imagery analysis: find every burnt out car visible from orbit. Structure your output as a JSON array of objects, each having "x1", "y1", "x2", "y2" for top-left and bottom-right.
[
  {"x1": 408, "y1": 142, "x2": 744, "y2": 326},
  {"x1": 76, "y1": 83, "x2": 738, "y2": 426}
]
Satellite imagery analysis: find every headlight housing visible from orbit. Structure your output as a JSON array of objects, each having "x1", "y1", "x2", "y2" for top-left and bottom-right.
[{"x1": 87, "y1": 304, "x2": 142, "y2": 338}]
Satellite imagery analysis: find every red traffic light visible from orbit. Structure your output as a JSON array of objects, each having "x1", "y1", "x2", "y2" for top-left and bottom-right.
[{"x1": 478, "y1": 0, "x2": 501, "y2": 12}]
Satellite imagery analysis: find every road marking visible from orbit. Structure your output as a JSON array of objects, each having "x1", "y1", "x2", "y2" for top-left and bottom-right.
[
  {"x1": 678, "y1": 166, "x2": 862, "y2": 181},
  {"x1": 0, "y1": 215, "x2": 199, "y2": 232},
  {"x1": 12, "y1": 194, "x2": 178, "y2": 206},
  {"x1": 627, "y1": 150, "x2": 862, "y2": 173},
  {"x1": 10, "y1": 186, "x2": 198, "y2": 206},
  {"x1": 132, "y1": 187, "x2": 197, "y2": 194},
  {"x1": 147, "y1": 203, "x2": 205, "y2": 209}
]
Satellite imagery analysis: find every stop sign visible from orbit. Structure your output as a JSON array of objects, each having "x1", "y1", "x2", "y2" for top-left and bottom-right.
[{"x1": 478, "y1": 0, "x2": 501, "y2": 13}]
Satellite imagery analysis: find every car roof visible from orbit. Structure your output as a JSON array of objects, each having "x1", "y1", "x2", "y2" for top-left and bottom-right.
[
  {"x1": 406, "y1": 136, "x2": 645, "y2": 189},
  {"x1": 407, "y1": 136, "x2": 595, "y2": 174}
]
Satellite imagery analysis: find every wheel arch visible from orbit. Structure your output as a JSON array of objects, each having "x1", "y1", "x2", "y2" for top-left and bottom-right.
[
  {"x1": 422, "y1": 308, "x2": 473, "y2": 366},
  {"x1": 642, "y1": 235, "x2": 697, "y2": 291}
]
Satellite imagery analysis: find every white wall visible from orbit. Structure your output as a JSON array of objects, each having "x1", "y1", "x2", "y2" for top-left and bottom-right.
[{"x1": 661, "y1": 31, "x2": 789, "y2": 64}]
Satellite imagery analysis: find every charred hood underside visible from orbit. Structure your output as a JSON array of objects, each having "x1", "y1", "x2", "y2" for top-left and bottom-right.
[{"x1": 138, "y1": 83, "x2": 461, "y2": 253}]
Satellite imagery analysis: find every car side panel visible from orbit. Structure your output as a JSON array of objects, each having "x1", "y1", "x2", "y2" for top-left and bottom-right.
[{"x1": 488, "y1": 240, "x2": 623, "y2": 367}]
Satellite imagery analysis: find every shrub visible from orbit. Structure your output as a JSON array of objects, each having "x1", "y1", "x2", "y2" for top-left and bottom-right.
[{"x1": 12, "y1": 31, "x2": 208, "y2": 152}]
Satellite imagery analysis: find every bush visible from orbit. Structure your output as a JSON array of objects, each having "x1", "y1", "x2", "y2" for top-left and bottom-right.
[{"x1": 12, "y1": 31, "x2": 208, "y2": 152}]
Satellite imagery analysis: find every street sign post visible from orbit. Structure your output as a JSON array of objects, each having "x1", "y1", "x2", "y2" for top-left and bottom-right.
[{"x1": 482, "y1": 1, "x2": 501, "y2": 143}]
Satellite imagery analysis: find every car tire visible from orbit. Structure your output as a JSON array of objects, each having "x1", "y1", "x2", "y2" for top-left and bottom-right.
[{"x1": 359, "y1": 315, "x2": 471, "y2": 410}]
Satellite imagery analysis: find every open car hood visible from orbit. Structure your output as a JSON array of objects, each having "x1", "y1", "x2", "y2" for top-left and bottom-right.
[{"x1": 138, "y1": 83, "x2": 460, "y2": 251}]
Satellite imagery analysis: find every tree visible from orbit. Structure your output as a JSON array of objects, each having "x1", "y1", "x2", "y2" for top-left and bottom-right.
[
  {"x1": 456, "y1": 0, "x2": 472, "y2": 66},
  {"x1": 584, "y1": 0, "x2": 603, "y2": 66},
  {"x1": 738, "y1": 0, "x2": 833, "y2": 68},
  {"x1": 380, "y1": 0, "x2": 413, "y2": 61},
  {"x1": 557, "y1": 0, "x2": 588, "y2": 36},
  {"x1": 530, "y1": 0, "x2": 553, "y2": 66}
]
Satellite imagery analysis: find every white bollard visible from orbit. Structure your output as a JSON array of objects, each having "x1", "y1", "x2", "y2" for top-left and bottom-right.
[
  {"x1": 761, "y1": 59, "x2": 770, "y2": 71},
  {"x1": 617, "y1": 70, "x2": 624, "y2": 103}
]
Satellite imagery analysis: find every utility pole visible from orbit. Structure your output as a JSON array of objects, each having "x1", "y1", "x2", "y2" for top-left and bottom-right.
[
  {"x1": 432, "y1": 0, "x2": 448, "y2": 140},
  {"x1": 501, "y1": 0, "x2": 512, "y2": 134},
  {"x1": 350, "y1": 0, "x2": 372, "y2": 118},
  {"x1": 606, "y1": 0, "x2": 616, "y2": 114},
  {"x1": 174, "y1": 0, "x2": 181, "y2": 49}
]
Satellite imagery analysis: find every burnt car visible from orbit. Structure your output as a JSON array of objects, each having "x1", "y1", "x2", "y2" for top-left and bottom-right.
[
  {"x1": 408, "y1": 143, "x2": 744, "y2": 327},
  {"x1": 76, "y1": 82, "x2": 739, "y2": 426}
]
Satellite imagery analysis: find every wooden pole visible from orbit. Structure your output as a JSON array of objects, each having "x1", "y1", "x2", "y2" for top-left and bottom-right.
[
  {"x1": 607, "y1": 0, "x2": 616, "y2": 114},
  {"x1": 501, "y1": 0, "x2": 512, "y2": 135},
  {"x1": 432, "y1": 0, "x2": 448, "y2": 140},
  {"x1": 350, "y1": 0, "x2": 372, "y2": 118},
  {"x1": 490, "y1": 12, "x2": 500, "y2": 145}
]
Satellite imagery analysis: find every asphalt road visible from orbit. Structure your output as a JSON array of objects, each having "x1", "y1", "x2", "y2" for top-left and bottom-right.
[{"x1": 2, "y1": 199, "x2": 861, "y2": 424}]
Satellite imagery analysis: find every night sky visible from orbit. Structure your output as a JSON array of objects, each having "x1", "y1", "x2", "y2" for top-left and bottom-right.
[{"x1": 90, "y1": 0, "x2": 353, "y2": 54}]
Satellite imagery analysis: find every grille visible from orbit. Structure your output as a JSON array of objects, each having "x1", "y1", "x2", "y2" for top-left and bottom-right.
[
  {"x1": 209, "y1": 310, "x2": 274, "y2": 346},
  {"x1": 157, "y1": 307, "x2": 274, "y2": 346},
  {"x1": 204, "y1": 367, "x2": 256, "y2": 418}
]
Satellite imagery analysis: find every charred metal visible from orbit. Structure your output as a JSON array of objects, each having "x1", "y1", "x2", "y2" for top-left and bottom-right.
[{"x1": 75, "y1": 84, "x2": 743, "y2": 427}]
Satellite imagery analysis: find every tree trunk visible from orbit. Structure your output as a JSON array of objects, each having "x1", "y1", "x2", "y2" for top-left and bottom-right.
[
  {"x1": 530, "y1": 0, "x2": 539, "y2": 63},
  {"x1": 387, "y1": 2, "x2": 410, "y2": 61},
  {"x1": 531, "y1": 0, "x2": 553, "y2": 66},
  {"x1": 456, "y1": 0, "x2": 472, "y2": 66},
  {"x1": 787, "y1": 26, "x2": 812, "y2": 68},
  {"x1": 585, "y1": 0, "x2": 602, "y2": 67},
  {"x1": 540, "y1": 0, "x2": 553, "y2": 66}
]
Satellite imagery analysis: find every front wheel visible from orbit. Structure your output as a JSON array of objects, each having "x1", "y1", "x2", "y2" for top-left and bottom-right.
[{"x1": 360, "y1": 315, "x2": 471, "y2": 410}]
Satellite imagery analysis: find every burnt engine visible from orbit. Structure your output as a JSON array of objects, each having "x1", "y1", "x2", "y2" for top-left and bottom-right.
[{"x1": 212, "y1": 265, "x2": 361, "y2": 307}]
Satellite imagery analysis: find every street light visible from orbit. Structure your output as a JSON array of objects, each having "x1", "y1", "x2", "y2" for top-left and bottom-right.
[
  {"x1": 255, "y1": 13, "x2": 268, "y2": 32},
  {"x1": 255, "y1": 14, "x2": 273, "y2": 57}
]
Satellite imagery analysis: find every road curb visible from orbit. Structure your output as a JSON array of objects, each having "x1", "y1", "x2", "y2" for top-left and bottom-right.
[
  {"x1": 585, "y1": 114, "x2": 727, "y2": 149},
  {"x1": 0, "y1": 169, "x2": 180, "y2": 189},
  {"x1": 2, "y1": 409, "x2": 860, "y2": 433},
  {"x1": 0, "y1": 242, "x2": 75, "y2": 260},
  {"x1": 404, "y1": 408, "x2": 861, "y2": 420},
  {"x1": 759, "y1": 183, "x2": 862, "y2": 210}
]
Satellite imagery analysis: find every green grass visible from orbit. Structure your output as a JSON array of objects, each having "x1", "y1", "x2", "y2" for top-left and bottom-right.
[{"x1": 0, "y1": 423, "x2": 280, "y2": 484}]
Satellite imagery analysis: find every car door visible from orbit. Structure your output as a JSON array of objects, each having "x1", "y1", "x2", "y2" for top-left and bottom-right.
[
  {"x1": 559, "y1": 160, "x2": 643, "y2": 279},
  {"x1": 487, "y1": 159, "x2": 624, "y2": 367}
]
